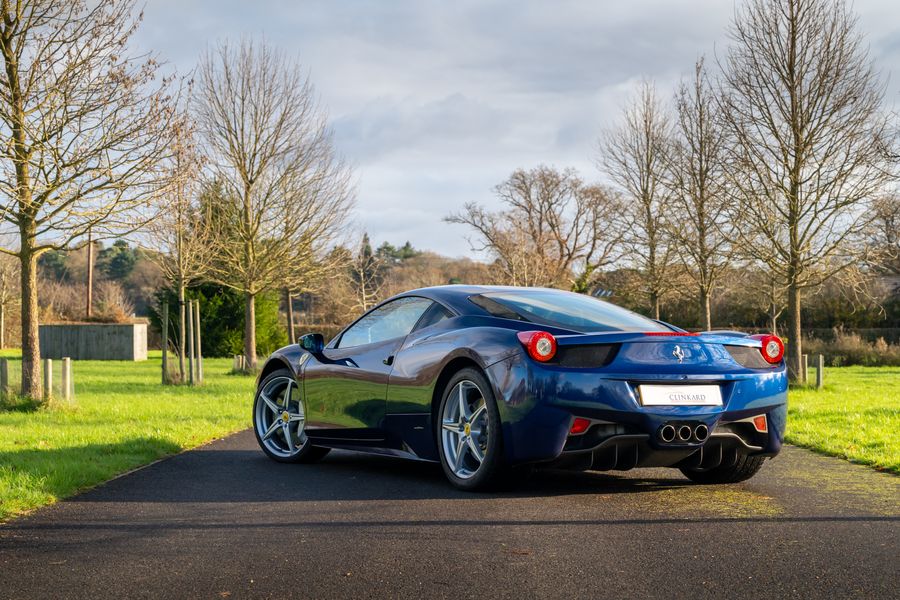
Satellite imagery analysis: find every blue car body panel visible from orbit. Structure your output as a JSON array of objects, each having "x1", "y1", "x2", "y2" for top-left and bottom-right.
[{"x1": 259, "y1": 285, "x2": 788, "y2": 471}]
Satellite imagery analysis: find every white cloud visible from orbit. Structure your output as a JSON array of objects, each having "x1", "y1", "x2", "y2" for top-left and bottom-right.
[{"x1": 135, "y1": 0, "x2": 900, "y2": 256}]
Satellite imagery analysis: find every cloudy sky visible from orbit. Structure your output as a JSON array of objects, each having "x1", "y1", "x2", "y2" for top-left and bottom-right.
[{"x1": 135, "y1": 0, "x2": 900, "y2": 257}]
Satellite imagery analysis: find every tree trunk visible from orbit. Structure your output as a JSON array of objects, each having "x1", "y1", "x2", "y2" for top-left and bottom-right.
[
  {"x1": 700, "y1": 287, "x2": 711, "y2": 331},
  {"x1": 787, "y1": 282, "x2": 803, "y2": 383},
  {"x1": 650, "y1": 292, "x2": 660, "y2": 321},
  {"x1": 0, "y1": 303, "x2": 5, "y2": 349},
  {"x1": 244, "y1": 291, "x2": 257, "y2": 372},
  {"x1": 285, "y1": 289, "x2": 295, "y2": 345},
  {"x1": 20, "y1": 247, "x2": 41, "y2": 399},
  {"x1": 177, "y1": 283, "x2": 186, "y2": 383}
]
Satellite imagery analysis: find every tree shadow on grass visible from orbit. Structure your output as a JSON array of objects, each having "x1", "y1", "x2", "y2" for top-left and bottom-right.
[{"x1": 0, "y1": 437, "x2": 183, "y2": 520}]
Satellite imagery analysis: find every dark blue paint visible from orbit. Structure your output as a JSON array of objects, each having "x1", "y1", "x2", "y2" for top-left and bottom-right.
[{"x1": 259, "y1": 285, "x2": 788, "y2": 470}]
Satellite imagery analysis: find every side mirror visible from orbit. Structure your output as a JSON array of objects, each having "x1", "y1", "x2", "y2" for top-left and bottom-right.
[{"x1": 299, "y1": 333, "x2": 325, "y2": 354}]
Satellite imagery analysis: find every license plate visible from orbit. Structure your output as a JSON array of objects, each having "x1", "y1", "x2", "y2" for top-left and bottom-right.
[{"x1": 638, "y1": 384, "x2": 723, "y2": 406}]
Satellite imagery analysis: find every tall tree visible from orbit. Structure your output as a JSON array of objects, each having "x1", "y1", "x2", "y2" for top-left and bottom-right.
[
  {"x1": 196, "y1": 39, "x2": 352, "y2": 371},
  {"x1": 447, "y1": 166, "x2": 621, "y2": 290},
  {"x1": 599, "y1": 81, "x2": 675, "y2": 319},
  {"x1": 720, "y1": 0, "x2": 895, "y2": 381},
  {"x1": 0, "y1": 253, "x2": 17, "y2": 348},
  {"x1": 144, "y1": 108, "x2": 211, "y2": 383},
  {"x1": 870, "y1": 195, "x2": 899, "y2": 274},
  {"x1": 0, "y1": 0, "x2": 175, "y2": 397},
  {"x1": 667, "y1": 59, "x2": 732, "y2": 330}
]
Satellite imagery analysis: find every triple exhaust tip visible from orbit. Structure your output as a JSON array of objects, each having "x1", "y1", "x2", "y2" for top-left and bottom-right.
[{"x1": 659, "y1": 423, "x2": 709, "y2": 443}]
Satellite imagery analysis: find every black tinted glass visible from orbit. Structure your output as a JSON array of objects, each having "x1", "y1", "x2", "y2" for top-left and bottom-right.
[{"x1": 474, "y1": 290, "x2": 670, "y2": 333}]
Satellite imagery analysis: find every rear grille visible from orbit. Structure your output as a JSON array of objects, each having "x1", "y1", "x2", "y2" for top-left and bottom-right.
[
  {"x1": 725, "y1": 345, "x2": 774, "y2": 369},
  {"x1": 549, "y1": 344, "x2": 619, "y2": 368}
]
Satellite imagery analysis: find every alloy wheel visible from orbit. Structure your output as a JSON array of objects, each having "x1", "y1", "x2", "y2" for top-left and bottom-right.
[
  {"x1": 255, "y1": 376, "x2": 306, "y2": 458},
  {"x1": 441, "y1": 380, "x2": 489, "y2": 479}
]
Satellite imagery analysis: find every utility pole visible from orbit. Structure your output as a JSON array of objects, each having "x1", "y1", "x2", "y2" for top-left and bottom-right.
[{"x1": 85, "y1": 228, "x2": 94, "y2": 319}]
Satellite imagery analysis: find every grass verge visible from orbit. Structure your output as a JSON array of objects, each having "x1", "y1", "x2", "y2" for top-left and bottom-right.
[
  {"x1": 788, "y1": 366, "x2": 899, "y2": 474},
  {"x1": 0, "y1": 352, "x2": 254, "y2": 521}
]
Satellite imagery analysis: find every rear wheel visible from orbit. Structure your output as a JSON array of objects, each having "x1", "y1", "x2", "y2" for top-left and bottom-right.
[
  {"x1": 679, "y1": 454, "x2": 766, "y2": 484},
  {"x1": 436, "y1": 368, "x2": 505, "y2": 491},
  {"x1": 253, "y1": 368, "x2": 330, "y2": 464}
]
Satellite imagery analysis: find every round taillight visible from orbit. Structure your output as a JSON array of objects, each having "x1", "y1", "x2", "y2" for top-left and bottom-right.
[
  {"x1": 750, "y1": 334, "x2": 784, "y2": 364},
  {"x1": 516, "y1": 330, "x2": 557, "y2": 362}
]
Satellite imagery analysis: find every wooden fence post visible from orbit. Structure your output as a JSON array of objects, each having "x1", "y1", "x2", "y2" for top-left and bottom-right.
[
  {"x1": 61, "y1": 357, "x2": 71, "y2": 403},
  {"x1": 194, "y1": 299, "x2": 203, "y2": 384},
  {"x1": 0, "y1": 357, "x2": 8, "y2": 397},
  {"x1": 801, "y1": 354, "x2": 809, "y2": 383},
  {"x1": 161, "y1": 302, "x2": 169, "y2": 385},
  {"x1": 186, "y1": 299, "x2": 195, "y2": 386},
  {"x1": 816, "y1": 354, "x2": 824, "y2": 389},
  {"x1": 43, "y1": 358, "x2": 52, "y2": 403}
]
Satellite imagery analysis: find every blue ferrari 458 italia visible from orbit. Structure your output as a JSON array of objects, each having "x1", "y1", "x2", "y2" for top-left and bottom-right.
[{"x1": 253, "y1": 285, "x2": 787, "y2": 490}]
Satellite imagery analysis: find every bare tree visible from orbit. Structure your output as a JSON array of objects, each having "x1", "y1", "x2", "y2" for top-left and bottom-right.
[
  {"x1": 196, "y1": 39, "x2": 352, "y2": 371},
  {"x1": 144, "y1": 106, "x2": 211, "y2": 382},
  {"x1": 599, "y1": 81, "x2": 675, "y2": 319},
  {"x1": 720, "y1": 0, "x2": 896, "y2": 381},
  {"x1": 0, "y1": 253, "x2": 17, "y2": 348},
  {"x1": 870, "y1": 195, "x2": 899, "y2": 274},
  {"x1": 0, "y1": 0, "x2": 176, "y2": 397},
  {"x1": 345, "y1": 234, "x2": 387, "y2": 314},
  {"x1": 667, "y1": 59, "x2": 733, "y2": 330},
  {"x1": 446, "y1": 166, "x2": 621, "y2": 290}
]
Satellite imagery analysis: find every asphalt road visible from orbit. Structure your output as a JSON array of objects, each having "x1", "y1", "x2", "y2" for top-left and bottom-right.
[{"x1": 1, "y1": 430, "x2": 898, "y2": 599}]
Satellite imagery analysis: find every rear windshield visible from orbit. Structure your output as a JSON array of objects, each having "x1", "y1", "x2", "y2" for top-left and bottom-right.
[{"x1": 471, "y1": 290, "x2": 672, "y2": 333}]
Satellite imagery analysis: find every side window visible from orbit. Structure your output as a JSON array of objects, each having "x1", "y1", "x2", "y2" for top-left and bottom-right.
[
  {"x1": 413, "y1": 303, "x2": 453, "y2": 331},
  {"x1": 337, "y1": 297, "x2": 434, "y2": 348}
]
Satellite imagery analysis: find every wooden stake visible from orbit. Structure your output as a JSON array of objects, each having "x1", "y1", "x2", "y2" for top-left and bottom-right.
[
  {"x1": 161, "y1": 302, "x2": 169, "y2": 385},
  {"x1": 194, "y1": 299, "x2": 203, "y2": 384},
  {"x1": 61, "y1": 357, "x2": 71, "y2": 403},
  {"x1": 43, "y1": 358, "x2": 52, "y2": 402},
  {"x1": 816, "y1": 354, "x2": 824, "y2": 389},
  {"x1": 0, "y1": 358, "x2": 8, "y2": 397},
  {"x1": 186, "y1": 300, "x2": 194, "y2": 386},
  {"x1": 802, "y1": 354, "x2": 809, "y2": 383},
  {"x1": 286, "y1": 289, "x2": 296, "y2": 345}
]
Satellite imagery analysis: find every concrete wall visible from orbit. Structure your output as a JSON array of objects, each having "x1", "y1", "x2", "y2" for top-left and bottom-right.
[{"x1": 38, "y1": 323, "x2": 148, "y2": 361}]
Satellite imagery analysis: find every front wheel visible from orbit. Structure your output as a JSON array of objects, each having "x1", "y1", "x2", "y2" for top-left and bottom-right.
[
  {"x1": 679, "y1": 454, "x2": 766, "y2": 484},
  {"x1": 253, "y1": 368, "x2": 330, "y2": 463},
  {"x1": 436, "y1": 367, "x2": 505, "y2": 491}
]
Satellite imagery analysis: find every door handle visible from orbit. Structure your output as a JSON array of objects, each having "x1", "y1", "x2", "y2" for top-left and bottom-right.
[{"x1": 383, "y1": 355, "x2": 394, "y2": 366}]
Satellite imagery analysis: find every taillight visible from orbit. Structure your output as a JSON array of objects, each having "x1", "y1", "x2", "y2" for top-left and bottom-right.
[
  {"x1": 516, "y1": 330, "x2": 557, "y2": 362},
  {"x1": 750, "y1": 334, "x2": 784, "y2": 364}
]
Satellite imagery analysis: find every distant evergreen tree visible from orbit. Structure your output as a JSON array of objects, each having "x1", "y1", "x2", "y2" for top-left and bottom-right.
[{"x1": 99, "y1": 240, "x2": 138, "y2": 280}]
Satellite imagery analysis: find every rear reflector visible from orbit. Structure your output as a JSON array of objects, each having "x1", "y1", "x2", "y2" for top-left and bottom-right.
[
  {"x1": 569, "y1": 418, "x2": 591, "y2": 435},
  {"x1": 752, "y1": 415, "x2": 768, "y2": 433}
]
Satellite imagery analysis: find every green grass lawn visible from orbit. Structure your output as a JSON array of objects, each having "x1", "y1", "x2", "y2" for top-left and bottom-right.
[
  {"x1": 0, "y1": 352, "x2": 254, "y2": 521},
  {"x1": 788, "y1": 366, "x2": 900, "y2": 474}
]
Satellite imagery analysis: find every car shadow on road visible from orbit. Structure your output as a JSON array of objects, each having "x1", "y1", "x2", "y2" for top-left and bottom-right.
[{"x1": 57, "y1": 445, "x2": 700, "y2": 506}]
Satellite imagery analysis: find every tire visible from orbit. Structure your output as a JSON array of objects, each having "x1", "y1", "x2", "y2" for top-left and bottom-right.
[
  {"x1": 253, "y1": 368, "x2": 330, "y2": 464},
  {"x1": 679, "y1": 454, "x2": 766, "y2": 484},
  {"x1": 436, "y1": 367, "x2": 505, "y2": 491}
]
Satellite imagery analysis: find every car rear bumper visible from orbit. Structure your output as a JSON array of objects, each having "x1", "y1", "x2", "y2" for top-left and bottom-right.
[{"x1": 486, "y1": 353, "x2": 788, "y2": 467}]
